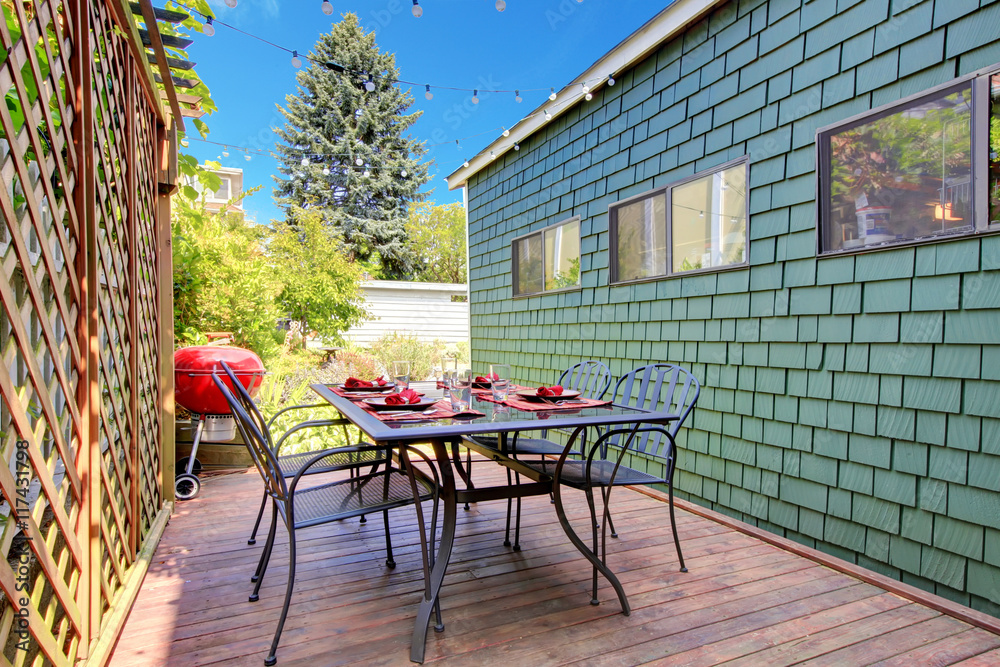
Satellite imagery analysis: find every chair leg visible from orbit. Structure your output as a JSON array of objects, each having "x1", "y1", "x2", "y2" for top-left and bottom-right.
[
  {"x1": 464, "y1": 447, "x2": 472, "y2": 511},
  {"x1": 264, "y1": 523, "x2": 297, "y2": 666},
  {"x1": 382, "y1": 508, "x2": 396, "y2": 568},
  {"x1": 583, "y1": 486, "x2": 600, "y2": 606},
  {"x1": 513, "y1": 474, "x2": 522, "y2": 552},
  {"x1": 668, "y1": 482, "x2": 687, "y2": 573},
  {"x1": 503, "y1": 467, "x2": 514, "y2": 547},
  {"x1": 251, "y1": 503, "x2": 278, "y2": 597},
  {"x1": 248, "y1": 490, "x2": 268, "y2": 545},
  {"x1": 600, "y1": 487, "x2": 619, "y2": 538}
]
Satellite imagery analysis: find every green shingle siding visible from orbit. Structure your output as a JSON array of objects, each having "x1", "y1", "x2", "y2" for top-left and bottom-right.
[{"x1": 466, "y1": 0, "x2": 1000, "y2": 619}]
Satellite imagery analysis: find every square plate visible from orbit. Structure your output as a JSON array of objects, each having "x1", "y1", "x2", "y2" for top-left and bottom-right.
[
  {"x1": 334, "y1": 382, "x2": 395, "y2": 392},
  {"x1": 363, "y1": 397, "x2": 437, "y2": 411},
  {"x1": 514, "y1": 389, "x2": 582, "y2": 401}
]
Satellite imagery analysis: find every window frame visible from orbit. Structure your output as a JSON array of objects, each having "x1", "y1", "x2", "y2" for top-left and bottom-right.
[
  {"x1": 511, "y1": 216, "x2": 582, "y2": 298},
  {"x1": 816, "y1": 64, "x2": 1000, "y2": 256},
  {"x1": 609, "y1": 156, "x2": 750, "y2": 285}
]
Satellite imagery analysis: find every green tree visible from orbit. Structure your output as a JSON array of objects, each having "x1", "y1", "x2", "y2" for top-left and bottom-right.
[
  {"x1": 269, "y1": 211, "x2": 369, "y2": 342},
  {"x1": 172, "y1": 180, "x2": 283, "y2": 359},
  {"x1": 407, "y1": 202, "x2": 467, "y2": 283},
  {"x1": 273, "y1": 13, "x2": 428, "y2": 279}
]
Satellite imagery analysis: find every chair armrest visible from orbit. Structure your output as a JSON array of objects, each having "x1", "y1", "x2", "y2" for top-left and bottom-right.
[
  {"x1": 287, "y1": 443, "x2": 391, "y2": 491},
  {"x1": 266, "y1": 402, "x2": 338, "y2": 430}
]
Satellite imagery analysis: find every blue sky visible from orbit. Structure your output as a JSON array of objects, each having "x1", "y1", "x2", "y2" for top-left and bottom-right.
[{"x1": 183, "y1": 0, "x2": 673, "y2": 224}]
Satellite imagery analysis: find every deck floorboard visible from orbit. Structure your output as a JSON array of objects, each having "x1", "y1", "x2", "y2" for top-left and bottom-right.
[{"x1": 112, "y1": 460, "x2": 1000, "y2": 666}]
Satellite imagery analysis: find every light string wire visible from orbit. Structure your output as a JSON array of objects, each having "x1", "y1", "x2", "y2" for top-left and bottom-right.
[{"x1": 164, "y1": 2, "x2": 614, "y2": 172}]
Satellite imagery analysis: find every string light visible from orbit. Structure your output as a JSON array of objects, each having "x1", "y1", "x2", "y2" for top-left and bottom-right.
[
  {"x1": 585, "y1": 91, "x2": 593, "y2": 101},
  {"x1": 490, "y1": 151, "x2": 496, "y2": 160},
  {"x1": 401, "y1": 169, "x2": 408, "y2": 177},
  {"x1": 472, "y1": 89, "x2": 479, "y2": 104},
  {"x1": 463, "y1": 159, "x2": 470, "y2": 168},
  {"x1": 222, "y1": 146, "x2": 229, "y2": 156},
  {"x1": 502, "y1": 127, "x2": 509, "y2": 137},
  {"x1": 607, "y1": 75, "x2": 615, "y2": 86},
  {"x1": 544, "y1": 109, "x2": 551, "y2": 120},
  {"x1": 245, "y1": 153, "x2": 251, "y2": 161},
  {"x1": 515, "y1": 90, "x2": 522, "y2": 103},
  {"x1": 180, "y1": 139, "x2": 189, "y2": 147},
  {"x1": 549, "y1": 87, "x2": 557, "y2": 101},
  {"x1": 291, "y1": 50, "x2": 302, "y2": 68},
  {"x1": 203, "y1": 17, "x2": 215, "y2": 36},
  {"x1": 224, "y1": 0, "x2": 237, "y2": 7},
  {"x1": 363, "y1": 169, "x2": 370, "y2": 177},
  {"x1": 496, "y1": 0, "x2": 506, "y2": 10},
  {"x1": 425, "y1": 84, "x2": 433, "y2": 100},
  {"x1": 323, "y1": 166, "x2": 330, "y2": 175},
  {"x1": 321, "y1": 0, "x2": 333, "y2": 15},
  {"x1": 364, "y1": 74, "x2": 376, "y2": 92},
  {"x1": 355, "y1": 157, "x2": 364, "y2": 166},
  {"x1": 581, "y1": 82, "x2": 589, "y2": 94},
  {"x1": 514, "y1": 143, "x2": 520, "y2": 151},
  {"x1": 411, "y1": 0, "x2": 422, "y2": 17},
  {"x1": 301, "y1": 157, "x2": 310, "y2": 166}
]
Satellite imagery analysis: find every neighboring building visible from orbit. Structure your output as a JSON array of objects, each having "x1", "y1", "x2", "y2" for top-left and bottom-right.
[
  {"x1": 448, "y1": 1, "x2": 1000, "y2": 616},
  {"x1": 339, "y1": 280, "x2": 470, "y2": 346},
  {"x1": 193, "y1": 164, "x2": 245, "y2": 216}
]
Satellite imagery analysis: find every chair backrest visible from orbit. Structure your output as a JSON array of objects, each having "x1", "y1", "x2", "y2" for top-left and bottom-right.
[
  {"x1": 219, "y1": 360, "x2": 276, "y2": 450},
  {"x1": 559, "y1": 360, "x2": 613, "y2": 400},
  {"x1": 212, "y1": 374, "x2": 288, "y2": 503},
  {"x1": 610, "y1": 364, "x2": 701, "y2": 459}
]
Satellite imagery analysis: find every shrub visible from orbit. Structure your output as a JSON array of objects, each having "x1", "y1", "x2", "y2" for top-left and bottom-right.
[
  {"x1": 334, "y1": 344, "x2": 381, "y2": 381},
  {"x1": 369, "y1": 332, "x2": 437, "y2": 381}
]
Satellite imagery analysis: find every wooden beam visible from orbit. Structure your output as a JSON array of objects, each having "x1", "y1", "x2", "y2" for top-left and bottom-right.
[
  {"x1": 136, "y1": 0, "x2": 185, "y2": 132},
  {"x1": 106, "y1": 0, "x2": 165, "y2": 125}
]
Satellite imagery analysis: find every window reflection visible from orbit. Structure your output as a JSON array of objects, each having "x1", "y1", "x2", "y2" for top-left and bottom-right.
[
  {"x1": 823, "y1": 83, "x2": 973, "y2": 251},
  {"x1": 671, "y1": 164, "x2": 747, "y2": 272},
  {"x1": 991, "y1": 75, "x2": 1000, "y2": 225},
  {"x1": 613, "y1": 193, "x2": 667, "y2": 281}
]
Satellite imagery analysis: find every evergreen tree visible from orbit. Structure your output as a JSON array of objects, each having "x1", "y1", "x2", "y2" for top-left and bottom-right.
[{"x1": 272, "y1": 13, "x2": 428, "y2": 278}]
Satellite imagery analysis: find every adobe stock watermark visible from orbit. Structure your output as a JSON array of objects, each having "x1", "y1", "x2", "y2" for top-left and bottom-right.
[{"x1": 13, "y1": 438, "x2": 33, "y2": 652}]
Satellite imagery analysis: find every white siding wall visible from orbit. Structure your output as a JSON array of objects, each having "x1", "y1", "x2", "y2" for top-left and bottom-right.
[{"x1": 342, "y1": 281, "x2": 470, "y2": 346}]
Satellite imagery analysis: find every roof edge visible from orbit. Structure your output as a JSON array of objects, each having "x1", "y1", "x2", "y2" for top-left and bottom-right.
[{"x1": 445, "y1": 0, "x2": 726, "y2": 191}]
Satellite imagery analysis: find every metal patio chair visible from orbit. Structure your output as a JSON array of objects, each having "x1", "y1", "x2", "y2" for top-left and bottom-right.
[
  {"x1": 212, "y1": 375, "x2": 440, "y2": 666},
  {"x1": 217, "y1": 361, "x2": 377, "y2": 547},
  {"x1": 522, "y1": 363, "x2": 700, "y2": 603},
  {"x1": 463, "y1": 360, "x2": 613, "y2": 547}
]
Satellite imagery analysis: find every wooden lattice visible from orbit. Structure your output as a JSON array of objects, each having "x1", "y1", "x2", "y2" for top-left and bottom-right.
[{"x1": 0, "y1": 0, "x2": 170, "y2": 664}]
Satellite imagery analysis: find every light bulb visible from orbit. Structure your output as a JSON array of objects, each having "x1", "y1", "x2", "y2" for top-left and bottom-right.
[
  {"x1": 411, "y1": 0, "x2": 422, "y2": 17},
  {"x1": 323, "y1": 167, "x2": 330, "y2": 175},
  {"x1": 463, "y1": 160, "x2": 470, "y2": 168},
  {"x1": 245, "y1": 154, "x2": 252, "y2": 161},
  {"x1": 581, "y1": 82, "x2": 589, "y2": 94},
  {"x1": 549, "y1": 87, "x2": 557, "y2": 101},
  {"x1": 355, "y1": 157, "x2": 364, "y2": 166},
  {"x1": 291, "y1": 50, "x2": 302, "y2": 68},
  {"x1": 699, "y1": 210, "x2": 704, "y2": 218},
  {"x1": 490, "y1": 151, "x2": 496, "y2": 160},
  {"x1": 496, "y1": 0, "x2": 506, "y2": 10},
  {"x1": 222, "y1": 147, "x2": 229, "y2": 156},
  {"x1": 301, "y1": 157, "x2": 310, "y2": 166},
  {"x1": 401, "y1": 169, "x2": 408, "y2": 177},
  {"x1": 472, "y1": 89, "x2": 479, "y2": 104},
  {"x1": 224, "y1": 0, "x2": 237, "y2": 7},
  {"x1": 607, "y1": 75, "x2": 615, "y2": 86},
  {"x1": 364, "y1": 75, "x2": 375, "y2": 92},
  {"x1": 585, "y1": 92, "x2": 593, "y2": 101},
  {"x1": 180, "y1": 139, "x2": 189, "y2": 147},
  {"x1": 363, "y1": 169, "x2": 370, "y2": 177},
  {"x1": 321, "y1": 0, "x2": 333, "y2": 15},
  {"x1": 355, "y1": 108, "x2": 363, "y2": 117},
  {"x1": 544, "y1": 109, "x2": 551, "y2": 121},
  {"x1": 514, "y1": 143, "x2": 520, "y2": 151},
  {"x1": 515, "y1": 90, "x2": 522, "y2": 103},
  {"x1": 502, "y1": 127, "x2": 509, "y2": 137},
  {"x1": 203, "y1": 17, "x2": 215, "y2": 36},
  {"x1": 425, "y1": 84, "x2": 433, "y2": 100}
]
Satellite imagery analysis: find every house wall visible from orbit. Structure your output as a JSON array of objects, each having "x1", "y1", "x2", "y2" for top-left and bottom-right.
[
  {"x1": 465, "y1": 0, "x2": 1000, "y2": 615},
  {"x1": 341, "y1": 280, "x2": 470, "y2": 346}
]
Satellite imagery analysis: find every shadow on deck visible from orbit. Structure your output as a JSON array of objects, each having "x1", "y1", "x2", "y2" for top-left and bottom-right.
[{"x1": 112, "y1": 460, "x2": 1000, "y2": 666}]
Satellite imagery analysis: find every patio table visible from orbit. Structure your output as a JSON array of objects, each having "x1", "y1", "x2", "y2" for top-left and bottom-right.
[{"x1": 311, "y1": 383, "x2": 680, "y2": 663}]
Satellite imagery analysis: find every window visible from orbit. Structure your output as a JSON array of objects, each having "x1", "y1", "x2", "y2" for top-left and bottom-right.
[
  {"x1": 991, "y1": 73, "x2": 1000, "y2": 225},
  {"x1": 208, "y1": 176, "x2": 231, "y2": 203},
  {"x1": 610, "y1": 158, "x2": 748, "y2": 283},
  {"x1": 512, "y1": 217, "x2": 581, "y2": 296}
]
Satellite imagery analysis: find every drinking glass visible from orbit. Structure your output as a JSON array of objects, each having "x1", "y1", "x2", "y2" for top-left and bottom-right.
[
  {"x1": 490, "y1": 364, "x2": 511, "y2": 402},
  {"x1": 393, "y1": 360, "x2": 411, "y2": 392},
  {"x1": 448, "y1": 369, "x2": 472, "y2": 412}
]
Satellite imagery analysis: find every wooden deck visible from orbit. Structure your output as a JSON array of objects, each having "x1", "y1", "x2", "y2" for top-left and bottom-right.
[{"x1": 112, "y1": 459, "x2": 1000, "y2": 666}]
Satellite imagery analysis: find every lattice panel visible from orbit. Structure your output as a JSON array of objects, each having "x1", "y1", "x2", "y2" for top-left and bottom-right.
[
  {"x1": 0, "y1": 1, "x2": 84, "y2": 665},
  {"x1": 0, "y1": 0, "x2": 166, "y2": 663}
]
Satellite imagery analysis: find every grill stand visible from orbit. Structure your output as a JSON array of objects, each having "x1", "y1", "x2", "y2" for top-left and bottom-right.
[{"x1": 175, "y1": 414, "x2": 206, "y2": 500}]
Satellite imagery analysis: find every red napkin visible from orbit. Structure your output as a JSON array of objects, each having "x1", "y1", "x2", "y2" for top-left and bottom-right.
[
  {"x1": 475, "y1": 373, "x2": 499, "y2": 383},
  {"x1": 374, "y1": 375, "x2": 388, "y2": 386},
  {"x1": 384, "y1": 388, "x2": 421, "y2": 405},
  {"x1": 345, "y1": 377, "x2": 373, "y2": 388},
  {"x1": 536, "y1": 385, "x2": 564, "y2": 397}
]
